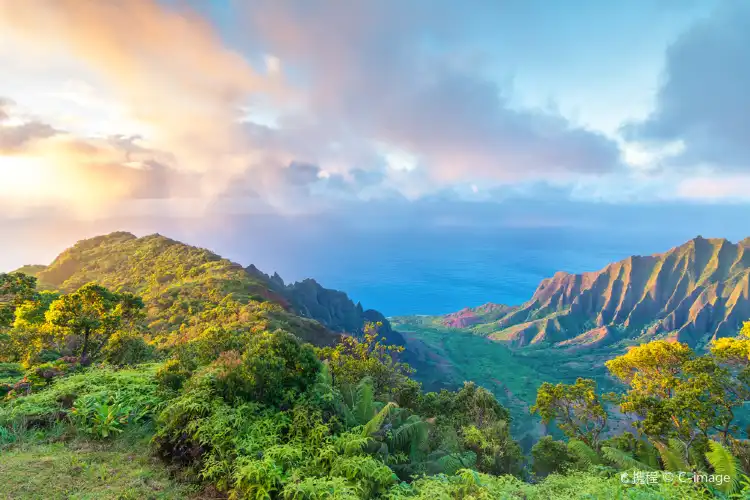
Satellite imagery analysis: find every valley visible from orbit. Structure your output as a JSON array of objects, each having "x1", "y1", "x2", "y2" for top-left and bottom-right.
[{"x1": 3, "y1": 232, "x2": 750, "y2": 498}]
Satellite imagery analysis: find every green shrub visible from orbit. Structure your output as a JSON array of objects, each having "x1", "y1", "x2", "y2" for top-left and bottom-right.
[
  {"x1": 531, "y1": 436, "x2": 576, "y2": 477},
  {"x1": 155, "y1": 359, "x2": 193, "y2": 392},
  {"x1": 71, "y1": 391, "x2": 153, "y2": 439},
  {"x1": 0, "y1": 362, "x2": 23, "y2": 384},
  {"x1": 102, "y1": 331, "x2": 154, "y2": 366},
  {"x1": 23, "y1": 358, "x2": 80, "y2": 389},
  {"x1": 0, "y1": 365, "x2": 164, "y2": 429},
  {"x1": 199, "y1": 329, "x2": 321, "y2": 407}
]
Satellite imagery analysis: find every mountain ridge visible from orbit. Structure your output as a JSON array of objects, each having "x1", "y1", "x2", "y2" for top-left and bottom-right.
[
  {"x1": 422, "y1": 236, "x2": 750, "y2": 349},
  {"x1": 12, "y1": 231, "x2": 393, "y2": 344}
]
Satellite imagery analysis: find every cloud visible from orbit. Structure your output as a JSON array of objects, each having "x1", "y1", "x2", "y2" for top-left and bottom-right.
[
  {"x1": 677, "y1": 175, "x2": 750, "y2": 202},
  {"x1": 3, "y1": 0, "x2": 736, "y2": 217},
  {"x1": 0, "y1": 0, "x2": 290, "y2": 207},
  {"x1": 0, "y1": 108, "x2": 198, "y2": 216},
  {"x1": 0, "y1": 97, "x2": 12, "y2": 121},
  {"x1": 241, "y1": 0, "x2": 623, "y2": 186},
  {"x1": 0, "y1": 121, "x2": 59, "y2": 152},
  {"x1": 623, "y1": 2, "x2": 750, "y2": 170}
]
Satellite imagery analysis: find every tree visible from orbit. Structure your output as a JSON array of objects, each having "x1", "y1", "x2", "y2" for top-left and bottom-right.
[
  {"x1": 0, "y1": 272, "x2": 38, "y2": 328},
  {"x1": 531, "y1": 378, "x2": 608, "y2": 449},
  {"x1": 4, "y1": 290, "x2": 60, "y2": 364},
  {"x1": 607, "y1": 340, "x2": 748, "y2": 459},
  {"x1": 45, "y1": 283, "x2": 145, "y2": 365},
  {"x1": 711, "y1": 321, "x2": 750, "y2": 366},
  {"x1": 317, "y1": 322, "x2": 417, "y2": 404},
  {"x1": 462, "y1": 420, "x2": 523, "y2": 475},
  {"x1": 605, "y1": 340, "x2": 693, "y2": 399},
  {"x1": 531, "y1": 436, "x2": 575, "y2": 477}
]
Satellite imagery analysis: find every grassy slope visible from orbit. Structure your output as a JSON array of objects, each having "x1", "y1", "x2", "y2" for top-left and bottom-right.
[
  {"x1": 0, "y1": 432, "x2": 204, "y2": 500},
  {"x1": 13, "y1": 232, "x2": 338, "y2": 347}
]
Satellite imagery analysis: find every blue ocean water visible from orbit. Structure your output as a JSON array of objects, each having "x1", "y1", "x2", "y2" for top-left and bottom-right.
[
  {"x1": 213, "y1": 223, "x2": 708, "y2": 317},
  {"x1": 7, "y1": 204, "x2": 747, "y2": 317}
]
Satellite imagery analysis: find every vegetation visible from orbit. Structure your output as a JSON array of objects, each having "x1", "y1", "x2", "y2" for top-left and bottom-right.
[{"x1": 4, "y1": 233, "x2": 750, "y2": 499}]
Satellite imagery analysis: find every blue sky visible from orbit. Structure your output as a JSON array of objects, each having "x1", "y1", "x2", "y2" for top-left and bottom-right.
[{"x1": 0, "y1": 0, "x2": 749, "y2": 273}]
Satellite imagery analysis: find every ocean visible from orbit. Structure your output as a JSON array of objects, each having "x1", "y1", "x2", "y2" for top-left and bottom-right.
[
  {"x1": 6, "y1": 201, "x2": 747, "y2": 317},
  {"x1": 213, "y1": 222, "x2": 722, "y2": 317}
]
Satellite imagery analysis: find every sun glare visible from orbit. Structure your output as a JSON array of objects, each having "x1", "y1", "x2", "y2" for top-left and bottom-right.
[{"x1": 0, "y1": 155, "x2": 55, "y2": 199}]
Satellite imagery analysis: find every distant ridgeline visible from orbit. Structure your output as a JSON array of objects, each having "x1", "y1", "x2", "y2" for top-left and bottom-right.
[
  {"x1": 408, "y1": 236, "x2": 750, "y2": 352},
  {"x1": 15, "y1": 231, "x2": 399, "y2": 347}
]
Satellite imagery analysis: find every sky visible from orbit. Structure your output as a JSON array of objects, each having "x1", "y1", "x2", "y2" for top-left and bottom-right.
[{"x1": 1, "y1": 0, "x2": 750, "y2": 302}]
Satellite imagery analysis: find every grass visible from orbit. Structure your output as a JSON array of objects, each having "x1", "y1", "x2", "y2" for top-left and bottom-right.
[{"x1": 0, "y1": 426, "x2": 208, "y2": 500}]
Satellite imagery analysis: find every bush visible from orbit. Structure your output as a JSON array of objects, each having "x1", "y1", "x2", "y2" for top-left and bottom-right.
[
  {"x1": 0, "y1": 365, "x2": 164, "y2": 429},
  {"x1": 155, "y1": 359, "x2": 193, "y2": 392},
  {"x1": 102, "y1": 331, "x2": 154, "y2": 366},
  {"x1": 71, "y1": 391, "x2": 153, "y2": 439},
  {"x1": 0, "y1": 362, "x2": 23, "y2": 385},
  {"x1": 531, "y1": 436, "x2": 575, "y2": 477},
  {"x1": 24, "y1": 359, "x2": 80, "y2": 389},
  {"x1": 196, "y1": 329, "x2": 321, "y2": 407}
]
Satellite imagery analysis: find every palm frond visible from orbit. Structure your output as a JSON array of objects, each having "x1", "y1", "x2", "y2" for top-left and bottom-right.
[
  {"x1": 362, "y1": 402, "x2": 398, "y2": 438},
  {"x1": 601, "y1": 446, "x2": 653, "y2": 471},
  {"x1": 390, "y1": 416, "x2": 428, "y2": 451},
  {"x1": 653, "y1": 440, "x2": 689, "y2": 472},
  {"x1": 635, "y1": 441, "x2": 661, "y2": 470},
  {"x1": 567, "y1": 439, "x2": 602, "y2": 467},
  {"x1": 436, "y1": 451, "x2": 477, "y2": 475},
  {"x1": 353, "y1": 377, "x2": 375, "y2": 424},
  {"x1": 705, "y1": 440, "x2": 741, "y2": 495}
]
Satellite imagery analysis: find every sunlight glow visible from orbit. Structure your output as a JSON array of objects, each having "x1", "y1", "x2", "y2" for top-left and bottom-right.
[{"x1": 0, "y1": 155, "x2": 54, "y2": 199}]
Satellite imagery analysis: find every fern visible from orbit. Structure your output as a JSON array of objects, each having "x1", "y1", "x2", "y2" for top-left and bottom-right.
[
  {"x1": 567, "y1": 439, "x2": 601, "y2": 467},
  {"x1": 281, "y1": 476, "x2": 361, "y2": 499},
  {"x1": 390, "y1": 415, "x2": 429, "y2": 460},
  {"x1": 635, "y1": 440, "x2": 661, "y2": 470},
  {"x1": 354, "y1": 377, "x2": 375, "y2": 425},
  {"x1": 653, "y1": 440, "x2": 689, "y2": 472},
  {"x1": 601, "y1": 446, "x2": 653, "y2": 471},
  {"x1": 336, "y1": 432, "x2": 371, "y2": 457},
  {"x1": 705, "y1": 440, "x2": 741, "y2": 495},
  {"x1": 362, "y1": 402, "x2": 398, "y2": 438},
  {"x1": 436, "y1": 451, "x2": 478, "y2": 475}
]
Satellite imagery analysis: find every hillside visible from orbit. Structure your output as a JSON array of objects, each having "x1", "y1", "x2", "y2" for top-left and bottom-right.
[
  {"x1": 15, "y1": 232, "x2": 391, "y2": 345},
  {"x1": 245, "y1": 264, "x2": 398, "y2": 339},
  {"x1": 401, "y1": 236, "x2": 750, "y2": 350}
]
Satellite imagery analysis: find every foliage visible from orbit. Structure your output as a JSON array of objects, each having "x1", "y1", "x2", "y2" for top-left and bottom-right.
[
  {"x1": 607, "y1": 341, "x2": 750, "y2": 453},
  {"x1": 704, "y1": 440, "x2": 741, "y2": 495},
  {"x1": 531, "y1": 436, "x2": 575, "y2": 477},
  {"x1": 462, "y1": 420, "x2": 523, "y2": 476},
  {"x1": 7, "y1": 237, "x2": 750, "y2": 500},
  {"x1": 155, "y1": 358, "x2": 193, "y2": 392},
  {"x1": 45, "y1": 283, "x2": 146, "y2": 365},
  {"x1": 198, "y1": 329, "x2": 321, "y2": 407},
  {"x1": 317, "y1": 322, "x2": 418, "y2": 404},
  {"x1": 0, "y1": 272, "x2": 38, "y2": 328},
  {"x1": 0, "y1": 365, "x2": 163, "y2": 430},
  {"x1": 101, "y1": 330, "x2": 155, "y2": 366},
  {"x1": 531, "y1": 378, "x2": 608, "y2": 448}
]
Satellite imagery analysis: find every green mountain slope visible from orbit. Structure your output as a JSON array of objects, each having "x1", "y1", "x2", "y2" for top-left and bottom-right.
[
  {"x1": 14, "y1": 232, "x2": 390, "y2": 346},
  {"x1": 405, "y1": 236, "x2": 750, "y2": 350}
]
